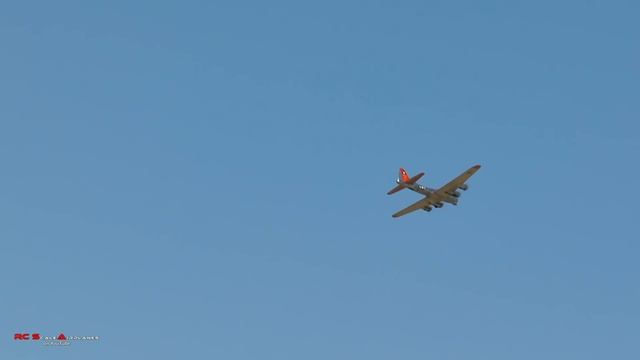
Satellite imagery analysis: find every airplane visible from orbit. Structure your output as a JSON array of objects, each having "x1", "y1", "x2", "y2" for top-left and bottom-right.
[{"x1": 387, "y1": 165, "x2": 481, "y2": 217}]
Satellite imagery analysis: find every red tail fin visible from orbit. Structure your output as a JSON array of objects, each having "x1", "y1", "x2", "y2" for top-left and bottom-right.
[
  {"x1": 388, "y1": 167, "x2": 424, "y2": 195},
  {"x1": 400, "y1": 168, "x2": 425, "y2": 184},
  {"x1": 399, "y1": 168, "x2": 410, "y2": 182}
]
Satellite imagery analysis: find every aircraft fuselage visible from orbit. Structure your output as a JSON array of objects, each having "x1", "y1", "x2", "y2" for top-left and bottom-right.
[{"x1": 396, "y1": 180, "x2": 458, "y2": 205}]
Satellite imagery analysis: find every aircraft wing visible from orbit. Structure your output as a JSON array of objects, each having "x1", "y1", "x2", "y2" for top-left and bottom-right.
[
  {"x1": 435, "y1": 164, "x2": 481, "y2": 196},
  {"x1": 392, "y1": 196, "x2": 434, "y2": 218}
]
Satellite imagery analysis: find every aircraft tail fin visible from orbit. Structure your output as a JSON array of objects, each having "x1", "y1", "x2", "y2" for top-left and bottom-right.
[
  {"x1": 387, "y1": 168, "x2": 425, "y2": 195},
  {"x1": 399, "y1": 168, "x2": 410, "y2": 182}
]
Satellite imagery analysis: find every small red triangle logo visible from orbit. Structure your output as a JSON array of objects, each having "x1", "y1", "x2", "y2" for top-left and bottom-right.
[{"x1": 57, "y1": 333, "x2": 67, "y2": 340}]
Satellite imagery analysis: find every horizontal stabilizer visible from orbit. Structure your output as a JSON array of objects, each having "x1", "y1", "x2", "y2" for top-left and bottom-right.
[
  {"x1": 405, "y1": 172, "x2": 424, "y2": 184},
  {"x1": 387, "y1": 183, "x2": 407, "y2": 195}
]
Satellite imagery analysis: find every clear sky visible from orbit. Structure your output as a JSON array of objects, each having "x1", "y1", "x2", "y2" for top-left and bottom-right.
[{"x1": 1, "y1": 1, "x2": 638, "y2": 359}]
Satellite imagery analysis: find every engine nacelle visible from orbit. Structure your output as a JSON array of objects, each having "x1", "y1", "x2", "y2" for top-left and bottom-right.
[
  {"x1": 458, "y1": 184, "x2": 469, "y2": 191},
  {"x1": 448, "y1": 190, "x2": 461, "y2": 198},
  {"x1": 434, "y1": 202, "x2": 444, "y2": 208},
  {"x1": 423, "y1": 206, "x2": 432, "y2": 212}
]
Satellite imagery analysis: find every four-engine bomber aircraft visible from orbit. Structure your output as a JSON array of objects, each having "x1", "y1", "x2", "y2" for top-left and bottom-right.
[{"x1": 387, "y1": 165, "x2": 481, "y2": 217}]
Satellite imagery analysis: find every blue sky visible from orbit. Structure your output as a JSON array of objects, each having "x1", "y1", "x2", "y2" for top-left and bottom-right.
[{"x1": 1, "y1": 1, "x2": 638, "y2": 359}]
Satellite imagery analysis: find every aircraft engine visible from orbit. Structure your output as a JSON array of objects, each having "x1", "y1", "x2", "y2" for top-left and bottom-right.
[
  {"x1": 434, "y1": 202, "x2": 444, "y2": 208},
  {"x1": 458, "y1": 184, "x2": 469, "y2": 191},
  {"x1": 448, "y1": 191, "x2": 461, "y2": 198},
  {"x1": 423, "y1": 207, "x2": 432, "y2": 212}
]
